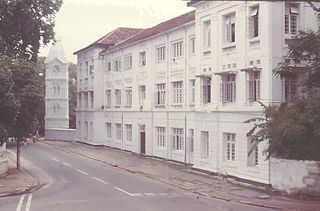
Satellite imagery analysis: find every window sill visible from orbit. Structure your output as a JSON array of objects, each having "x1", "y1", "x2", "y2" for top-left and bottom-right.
[
  {"x1": 114, "y1": 105, "x2": 121, "y2": 108},
  {"x1": 124, "y1": 105, "x2": 132, "y2": 108},
  {"x1": 222, "y1": 43, "x2": 236, "y2": 50},
  {"x1": 249, "y1": 37, "x2": 260, "y2": 44},
  {"x1": 155, "y1": 104, "x2": 166, "y2": 108}
]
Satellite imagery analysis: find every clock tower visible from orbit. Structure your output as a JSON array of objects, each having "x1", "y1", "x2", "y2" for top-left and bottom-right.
[{"x1": 45, "y1": 38, "x2": 69, "y2": 129}]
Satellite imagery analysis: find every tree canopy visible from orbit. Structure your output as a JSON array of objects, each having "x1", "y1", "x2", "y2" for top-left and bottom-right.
[{"x1": 0, "y1": 0, "x2": 62, "y2": 145}]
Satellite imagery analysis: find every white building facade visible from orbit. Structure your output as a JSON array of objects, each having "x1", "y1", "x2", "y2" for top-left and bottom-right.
[{"x1": 74, "y1": 1, "x2": 318, "y2": 184}]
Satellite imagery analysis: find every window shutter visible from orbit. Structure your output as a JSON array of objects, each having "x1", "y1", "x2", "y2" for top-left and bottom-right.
[{"x1": 248, "y1": 17, "x2": 253, "y2": 38}]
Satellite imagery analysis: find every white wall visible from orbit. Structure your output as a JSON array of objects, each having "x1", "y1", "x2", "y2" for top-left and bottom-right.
[{"x1": 45, "y1": 128, "x2": 77, "y2": 141}]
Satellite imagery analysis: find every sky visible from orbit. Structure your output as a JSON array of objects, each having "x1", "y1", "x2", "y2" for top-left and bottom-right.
[{"x1": 39, "y1": 0, "x2": 193, "y2": 63}]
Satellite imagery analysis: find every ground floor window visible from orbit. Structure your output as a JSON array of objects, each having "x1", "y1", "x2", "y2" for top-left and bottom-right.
[
  {"x1": 106, "y1": 122, "x2": 111, "y2": 139},
  {"x1": 156, "y1": 127, "x2": 166, "y2": 147},
  {"x1": 115, "y1": 123, "x2": 122, "y2": 140},
  {"x1": 201, "y1": 131, "x2": 209, "y2": 159},
  {"x1": 172, "y1": 128, "x2": 183, "y2": 150},
  {"x1": 224, "y1": 133, "x2": 236, "y2": 161}
]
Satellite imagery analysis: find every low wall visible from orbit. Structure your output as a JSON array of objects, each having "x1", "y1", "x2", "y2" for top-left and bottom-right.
[
  {"x1": 45, "y1": 128, "x2": 77, "y2": 142},
  {"x1": 0, "y1": 143, "x2": 8, "y2": 176},
  {"x1": 271, "y1": 158, "x2": 320, "y2": 195}
]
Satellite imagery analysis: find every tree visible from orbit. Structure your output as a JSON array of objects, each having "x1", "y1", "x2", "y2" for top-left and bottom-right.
[
  {"x1": 0, "y1": 0, "x2": 63, "y2": 60},
  {"x1": 68, "y1": 62, "x2": 77, "y2": 129},
  {"x1": 246, "y1": 7, "x2": 320, "y2": 161}
]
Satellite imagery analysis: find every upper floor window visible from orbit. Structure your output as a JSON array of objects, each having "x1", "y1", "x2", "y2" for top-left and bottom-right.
[
  {"x1": 284, "y1": 75, "x2": 298, "y2": 101},
  {"x1": 139, "y1": 51, "x2": 146, "y2": 66},
  {"x1": 172, "y1": 41, "x2": 183, "y2": 58},
  {"x1": 224, "y1": 13, "x2": 236, "y2": 44},
  {"x1": 190, "y1": 79, "x2": 195, "y2": 105},
  {"x1": 190, "y1": 37, "x2": 196, "y2": 55},
  {"x1": 85, "y1": 61, "x2": 89, "y2": 77},
  {"x1": 155, "y1": 83, "x2": 166, "y2": 106},
  {"x1": 203, "y1": 20, "x2": 211, "y2": 48},
  {"x1": 125, "y1": 89, "x2": 132, "y2": 107},
  {"x1": 107, "y1": 61, "x2": 112, "y2": 72},
  {"x1": 221, "y1": 74, "x2": 236, "y2": 103},
  {"x1": 124, "y1": 54, "x2": 132, "y2": 70},
  {"x1": 285, "y1": 4, "x2": 299, "y2": 35},
  {"x1": 139, "y1": 85, "x2": 146, "y2": 107},
  {"x1": 249, "y1": 6, "x2": 259, "y2": 38},
  {"x1": 113, "y1": 58, "x2": 121, "y2": 72},
  {"x1": 157, "y1": 46, "x2": 166, "y2": 62},
  {"x1": 202, "y1": 77, "x2": 211, "y2": 104},
  {"x1": 247, "y1": 71, "x2": 260, "y2": 102},
  {"x1": 106, "y1": 90, "x2": 111, "y2": 106},
  {"x1": 115, "y1": 89, "x2": 121, "y2": 106},
  {"x1": 172, "y1": 81, "x2": 183, "y2": 105}
]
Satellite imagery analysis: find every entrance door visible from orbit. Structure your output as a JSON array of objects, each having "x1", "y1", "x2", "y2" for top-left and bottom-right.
[{"x1": 140, "y1": 124, "x2": 146, "y2": 154}]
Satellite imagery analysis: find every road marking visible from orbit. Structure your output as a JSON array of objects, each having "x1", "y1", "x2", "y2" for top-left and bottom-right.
[
  {"x1": 16, "y1": 194, "x2": 25, "y2": 211},
  {"x1": 62, "y1": 162, "x2": 71, "y2": 167},
  {"x1": 144, "y1": 193, "x2": 156, "y2": 196},
  {"x1": 92, "y1": 177, "x2": 108, "y2": 185},
  {"x1": 25, "y1": 194, "x2": 32, "y2": 211},
  {"x1": 76, "y1": 169, "x2": 88, "y2": 175},
  {"x1": 158, "y1": 193, "x2": 168, "y2": 196},
  {"x1": 51, "y1": 157, "x2": 60, "y2": 162},
  {"x1": 132, "y1": 193, "x2": 143, "y2": 196},
  {"x1": 114, "y1": 186, "x2": 135, "y2": 196}
]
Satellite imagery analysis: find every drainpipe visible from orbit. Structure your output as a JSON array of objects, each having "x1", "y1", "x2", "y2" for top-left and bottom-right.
[
  {"x1": 165, "y1": 32, "x2": 170, "y2": 160},
  {"x1": 183, "y1": 26, "x2": 188, "y2": 164}
]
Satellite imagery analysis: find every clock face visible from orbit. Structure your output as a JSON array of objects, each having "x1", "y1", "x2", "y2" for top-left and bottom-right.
[{"x1": 53, "y1": 65, "x2": 60, "y2": 73}]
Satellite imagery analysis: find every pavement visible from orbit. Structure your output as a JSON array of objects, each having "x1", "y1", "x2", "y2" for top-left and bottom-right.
[{"x1": 1, "y1": 139, "x2": 320, "y2": 211}]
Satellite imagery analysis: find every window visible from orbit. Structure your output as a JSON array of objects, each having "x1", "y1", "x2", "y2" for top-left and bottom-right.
[
  {"x1": 172, "y1": 41, "x2": 183, "y2": 58},
  {"x1": 224, "y1": 133, "x2": 236, "y2": 161},
  {"x1": 172, "y1": 128, "x2": 183, "y2": 150},
  {"x1": 202, "y1": 77, "x2": 211, "y2": 104},
  {"x1": 115, "y1": 124, "x2": 122, "y2": 140},
  {"x1": 113, "y1": 58, "x2": 121, "y2": 71},
  {"x1": 139, "y1": 51, "x2": 146, "y2": 66},
  {"x1": 249, "y1": 6, "x2": 259, "y2": 38},
  {"x1": 85, "y1": 61, "x2": 89, "y2": 77},
  {"x1": 157, "y1": 46, "x2": 166, "y2": 62},
  {"x1": 125, "y1": 124, "x2": 132, "y2": 142},
  {"x1": 138, "y1": 85, "x2": 146, "y2": 106},
  {"x1": 248, "y1": 140, "x2": 259, "y2": 166},
  {"x1": 190, "y1": 80, "x2": 195, "y2": 104},
  {"x1": 90, "y1": 91, "x2": 94, "y2": 109},
  {"x1": 221, "y1": 74, "x2": 236, "y2": 103},
  {"x1": 284, "y1": 75, "x2": 297, "y2": 101},
  {"x1": 106, "y1": 90, "x2": 111, "y2": 106},
  {"x1": 247, "y1": 72, "x2": 260, "y2": 102},
  {"x1": 107, "y1": 61, "x2": 112, "y2": 72},
  {"x1": 155, "y1": 83, "x2": 166, "y2": 106},
  {"x1": 124, "y1": 54, "x2": 132, "y2": 70},
  {"x1": 106, "y1": 123, "x2": 112, "y2": 139},
  {"x1": 189, "y1": 129, "x2": 194, "y2": 153},
  {"x1": 157, "y1": 127, "x2": 166, "y2": 147},
  {"x1": 125, "y1": 89, "x2": 132, "y2": 107},
  {"x1": 224, "y1": 14, "x2": 236, "y2": 44},
  {"x1": 78, "y1": 93, "x2": 82, "y2": 109},
  {"x1": 172, "y1": 81, "x2": 183, "y2": 105},
  {"x1": 285, "y1": 4, "x2": 299, "y2": 35},
  {"x1": 115, "y1": 89, "x2": 121, "y2": 106},
  {"x1": 203, "y1": 20, "x2": 211, "y2": 48},
  {"x1": 190, "y1": 37, "x2": 195, "y2": 55},
  {"x1": 201, "y1": 131, "x2": 209, "y2": 159}
]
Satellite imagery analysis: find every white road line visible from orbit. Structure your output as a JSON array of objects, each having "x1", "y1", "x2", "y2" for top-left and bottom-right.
[
  {"x1": 92, "y1": 177, "x2": 108, "y2": 185},
  {"x1": 114, "y1": 187, "x2": 135, "y2": 196},
  {"x1": 16, "y1": 194, "x2": 25, "y2": 211},
  {"x1": 62, "y1": 162, "x2": 71, "y2": 167},
  {"x1": 144, "y1": 193, "x2": 156, "y2": 196},
  {"x1": 51, "y1": 157, "x2": 60, "y2": 162},
  {"x1": 158, "y1": 193, "x2": 168, "y2": 196},
  {"x1": 25, "y1": 194, "x2": 32, "y2": 211},
  {"x1": 132, "y1": 193, "x2": 143, "y2": 196},
  {"x1": 76, "y1": 169, "x2": 88, "y2": 176}
]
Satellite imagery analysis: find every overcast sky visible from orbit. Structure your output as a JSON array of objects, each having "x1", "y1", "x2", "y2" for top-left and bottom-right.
[{"x1": 39, "y1": 0, "x2": 193, "y2": 63}]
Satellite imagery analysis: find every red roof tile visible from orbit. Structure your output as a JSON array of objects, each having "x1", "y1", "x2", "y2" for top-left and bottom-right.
[
  {"x1": 107, "y1": 10, "x2": 195, "y2": 52},
  {"x1": 74, "y1": 27, "x2": 143, "y2": 55}
]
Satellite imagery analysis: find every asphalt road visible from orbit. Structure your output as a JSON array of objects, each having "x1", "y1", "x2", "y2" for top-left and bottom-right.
[{"x1": 0, "y1": 142, "x2": 274, "y2": 211}]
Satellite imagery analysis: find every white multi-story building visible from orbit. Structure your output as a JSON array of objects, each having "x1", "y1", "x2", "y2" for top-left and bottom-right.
[{"x1": 74, "y1": 1, "x2": 318, "y2": 184}]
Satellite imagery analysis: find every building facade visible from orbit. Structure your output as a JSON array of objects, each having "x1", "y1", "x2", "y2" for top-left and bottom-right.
[{"x1": 74, "y1": 1, "x2": 318, "y2": 184}]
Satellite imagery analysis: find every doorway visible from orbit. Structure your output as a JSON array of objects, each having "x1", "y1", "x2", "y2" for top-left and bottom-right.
[{"x1": 140, "y1": 125, "x2": 145, "y2": 154}]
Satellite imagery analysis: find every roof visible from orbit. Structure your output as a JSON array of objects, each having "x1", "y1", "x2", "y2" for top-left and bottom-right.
[
  {"x1": 45, "y1": 39, "x2": 68, "y2": 64},
  {"x1": 73, "y1": 27, "x2": 143, "y2": 55},
  {"x1": 187, "y1": 0, "x2": 201, "y2": 7},
  {"x1": 106, "y1": 10, "x2": 195, "y2": 52}
]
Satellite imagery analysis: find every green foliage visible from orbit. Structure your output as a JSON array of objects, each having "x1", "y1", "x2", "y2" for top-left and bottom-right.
[
  {"x1": 247, "y1": 23, "x2": 320, "y2": 161},
  {"x1": 0, "y1": 0, "x2": 63, "y2": 60},
  {"x1": 68, "y1": 62, "x2": 77, "y2": 129}
]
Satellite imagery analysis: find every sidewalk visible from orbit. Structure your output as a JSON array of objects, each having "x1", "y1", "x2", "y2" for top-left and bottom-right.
[
  {"x1": 0, "y1": 150, "x2": 40, "y2": 197},
  {"x1": 42, "y1": 140, "x2": 320, "y2": 211}
]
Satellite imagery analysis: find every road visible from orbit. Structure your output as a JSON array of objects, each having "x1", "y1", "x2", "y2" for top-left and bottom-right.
[{"x1": 0, "y1": 142, "x2": 274, "y2": 211}]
